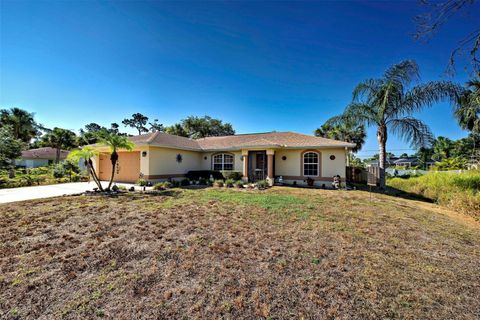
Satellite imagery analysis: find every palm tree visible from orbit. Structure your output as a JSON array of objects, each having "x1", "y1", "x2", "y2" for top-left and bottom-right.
[
  {"x1": 41, "y1": 127, "x2": 78, "y2": 163},
  {"x1": 0, "y1": 107, "x2": 40, "y2": 143},
  {"x1": 455, "y1": 78, "x2": 480, "y2": 133},
  {"x1": 67, "y1": 146, "x2": 103, "y2": 191},
  {"x1": 455, "y1": 78, "x2": 480, "y2": 159},
  {"x1": 432, "y1": 136, "x2": 454, "y2": 160},
  {"x1": 315, "y1": 117, "x2": 367, "y2": 153},
  {"x1": 96, "y1": 129, "x2": 134, "y2": 191},
  {"x1": 335, "y1": 60, "x2": 461, "y2": 188}
]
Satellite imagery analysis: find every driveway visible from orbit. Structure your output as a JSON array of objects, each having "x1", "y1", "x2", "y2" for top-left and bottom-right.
[{"x1": 0, "y1": 182, "x2": 142, "y2": 204}]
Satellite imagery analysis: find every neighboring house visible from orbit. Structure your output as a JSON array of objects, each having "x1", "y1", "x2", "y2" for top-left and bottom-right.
[
  {"x1": 92, "y1": 131, "x2": 355, "y2": 186},
  {"x1": 367, "y1": 157, "x2": 436, "y2": 169},
  {"x1": 15, "y1": 147, "x2": 69, "y2": 168}
]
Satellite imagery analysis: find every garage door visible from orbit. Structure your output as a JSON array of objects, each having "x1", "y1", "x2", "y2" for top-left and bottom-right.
[{"x1": 98, "y1": 152, "x2": 140, "y2": 183}]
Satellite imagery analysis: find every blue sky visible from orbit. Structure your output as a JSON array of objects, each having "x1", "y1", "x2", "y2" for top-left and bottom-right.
[{"x1": 1, "y1": 1, "x2": 477, "y2": 158}]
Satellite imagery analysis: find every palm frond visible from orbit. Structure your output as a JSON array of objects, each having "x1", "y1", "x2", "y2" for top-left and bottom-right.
[
  {"x1": 388, "y1": 117, "x2": 434, "y2": 148},
  {"x1": 352, "y1": 79, "x2": 383, "y2": 102},
  {"x1": 384, "y1": 60, "x2": 419, "y2": 86},
  {"x1": 401, "y1": 81, "x2": 464, "y2": 115},
  {"x1": 342, "y1": 102, "x2": 379, "y2": 127}
]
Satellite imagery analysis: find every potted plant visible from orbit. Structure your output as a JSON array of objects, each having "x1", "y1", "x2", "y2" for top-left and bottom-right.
[{"x1": 306, "y1": 177, "x2": 314, "y2": 187}]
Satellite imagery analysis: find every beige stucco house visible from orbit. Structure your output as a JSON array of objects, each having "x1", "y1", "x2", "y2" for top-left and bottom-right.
[{"x1": 93, "y1": 131, "x2": 355, "y2": 186}]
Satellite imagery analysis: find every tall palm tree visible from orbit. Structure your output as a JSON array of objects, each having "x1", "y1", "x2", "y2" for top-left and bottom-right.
[
  {"x1": 68, "y1": 146, "x2": 103, "y2": 191},
  {"x1": 96, "y1": 130, "x2": 134, "y2": 191},
  {"x1": 335, "y1": 60, "x2": 461, "y2": 188},
  {"x1": 0, "y1": 107, "x2": 39, "y2": 143}
]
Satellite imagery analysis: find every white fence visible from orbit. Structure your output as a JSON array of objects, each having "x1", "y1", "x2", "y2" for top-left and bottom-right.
[{"x1": 386, "y1": 168, "x2": 465, "y2": 176}]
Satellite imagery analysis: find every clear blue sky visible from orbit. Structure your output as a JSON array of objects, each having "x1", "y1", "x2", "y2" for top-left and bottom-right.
[{"x1": 1, "y1": 1, "x2": 477, "y2": 158}]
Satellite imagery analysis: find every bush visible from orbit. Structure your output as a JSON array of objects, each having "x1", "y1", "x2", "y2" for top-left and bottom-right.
[
  {"x1": 256, "y1": 180, "x2": 268, "y2": 190},
  {"x1": 214, "y1": 179, "x2": 224, "y2": 187},
  {"x1": 387, "y1": 171, "x2": 480, "y2": 220},
  {"x1": 186, "y1": 170, "x2": 224, "y2": 181},
  {"x1": 171, "y1": 180, "x2": 180, "y2": 188},
  {"x1": 154, "y1": 181, "x2": 173, "y2": 190},
  {"x1": 180, "y1": 178, "x2": 190, "y2": 186},
  {"x1": 198, "y1": 177, "x2": 207, "y2": 185},
  {"x1": 137, "y1": 179, "x2": 147, "y2": 186},
  {"x1": 225, "y1": 179, "x2": 235, "y2": 188},
  {"x1": 225, "y1": 171, "x2": 243, "y2": 181},
  {"x1": 235, "y1": 180, "x2": 244, "y2": 188}
]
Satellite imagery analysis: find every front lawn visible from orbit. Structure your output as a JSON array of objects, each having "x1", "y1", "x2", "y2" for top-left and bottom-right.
[{"x1": 1, "y1": 188, "x2": 479, "y2": 319}]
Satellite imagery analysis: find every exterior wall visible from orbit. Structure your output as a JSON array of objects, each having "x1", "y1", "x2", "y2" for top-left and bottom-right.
[
  {"x1": 15, "y1": 159, "x2": 50, "y2": 168},
  {"x1": 199, "y1": 151, "x2": 243, "y2": 172},
  {"x1": 275, "y1": 148, "x2": 347, "y2": 186},
  {"x1": 145, "y1": 146, "x2": 202, "y2": 179}
]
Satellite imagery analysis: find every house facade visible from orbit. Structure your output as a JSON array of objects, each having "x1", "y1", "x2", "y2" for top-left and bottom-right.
[
  {"x1": 15, "y1": 147, "x2": 69, "y2": 168},
  {"x1": 93, "y1": 131, "x2": 355, "y2": 186}
]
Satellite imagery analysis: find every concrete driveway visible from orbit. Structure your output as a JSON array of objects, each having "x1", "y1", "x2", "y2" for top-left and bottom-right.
[{"x1": 0, "y1": 182, "x2": 141, "y2": 204}]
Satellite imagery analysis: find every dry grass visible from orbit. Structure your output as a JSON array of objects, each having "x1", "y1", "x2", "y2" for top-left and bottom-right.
[{"x1": 0, "y1": 187, "x2": 479, "y2": 319}]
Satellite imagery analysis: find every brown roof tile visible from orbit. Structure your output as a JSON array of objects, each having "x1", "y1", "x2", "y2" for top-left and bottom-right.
[
  {"x1": 21, "y1": 147, "x2": 69, "y2": 160},
  {"x1": 131, "y1": 131, "x2": 355, "y2": 151}
]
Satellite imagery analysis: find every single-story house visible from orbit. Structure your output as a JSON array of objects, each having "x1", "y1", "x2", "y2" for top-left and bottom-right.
[
  {"x1": 15, "y1": 147, "x2": 69, "y2": 168},
  {"x1": 367, "y1": 157, "x2": 437, "y2": 169},
  {"x1": 92, "y1": 131, "x2": 355, "y2": 186}
]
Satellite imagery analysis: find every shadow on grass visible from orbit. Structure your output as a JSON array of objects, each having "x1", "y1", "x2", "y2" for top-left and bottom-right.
[{"x1": 350, "y1": 183, "x2": 435, "y2": 204}]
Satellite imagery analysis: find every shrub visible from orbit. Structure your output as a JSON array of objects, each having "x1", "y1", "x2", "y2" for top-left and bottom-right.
[
  {"x1": 225, "y1": 179, "x2": 235, "y2": 188},
  {"x1": 180, "y1": 178, "x2": 190, "y2": 186},
  {"x1": 234, "y1": 180, "x2": 244, "y2": 188},
  {"x1": 214, "y1": 179, "x2": 224, "y2": 187},
  {"x1": 154, "y1": 181, "x2": 173, "y2": 190},
  {"x1": 225, "y1": 171, "x2": 243, "y2": 181},
  {"x1": 198, "y1": 177, "x2": 207, "y2": 185},
  {"x1": 171, "y1": 180, "x2": 181, "y2": 188},
  {"x1": 137, "y1": 179, "x2": 147, "y2": 186},
  {"x1": 256, "y1": 180, "x2": 268, "y2": 190},
  {"x1": 387, "y1": 171, "x2": 480, "y2": 220},
  {"x1": 116, "y1": 185, "x2": 127, "y2": 191}
]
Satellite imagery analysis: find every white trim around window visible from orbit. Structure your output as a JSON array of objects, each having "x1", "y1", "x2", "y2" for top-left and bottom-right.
[
  {"x1": 212, "y1": 153, "x2": 234, "y2": 171},
  {"x1": 303, "y1": 151, "x2": 319, "y2": 177}
]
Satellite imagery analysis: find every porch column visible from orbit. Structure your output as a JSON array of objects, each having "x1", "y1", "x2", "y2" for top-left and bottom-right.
[
  {"x1": 242, "y1": 150, "x2": 249, "y2": 182},
  {"x1": 266, "y1": 149, "x2": 275, "y2": 183}
]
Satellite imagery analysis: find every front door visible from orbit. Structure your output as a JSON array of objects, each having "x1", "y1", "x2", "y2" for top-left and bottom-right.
[{"x1": 248, "y1": 151, "x2": 267, "y2": 182}]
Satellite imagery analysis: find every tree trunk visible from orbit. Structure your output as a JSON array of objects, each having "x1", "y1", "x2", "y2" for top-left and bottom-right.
[
  {"x1": 55, "y1": 148, "x2": 61, "y2": 163},
  {"x1": 87, "y1": 158, "x2": 103, "y2": 191},
  {"x1": 107, "y1": 151, "x2": 118, "y2": 191},
  {"x1": 377, "y1": 125, "x2": 387, "y2": 189}
]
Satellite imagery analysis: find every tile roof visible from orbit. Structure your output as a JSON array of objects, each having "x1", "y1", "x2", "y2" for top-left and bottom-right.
[
  {"x1": 21, "y1": 147, "x2": 69, "y2": 160},
  {"x1": 131, "y1": 131, "x2": 355, "y2": 151}
]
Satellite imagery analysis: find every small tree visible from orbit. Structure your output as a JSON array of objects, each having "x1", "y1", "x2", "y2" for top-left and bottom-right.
[
  {"x1": 148, "y1": 119, "x2": 164, "y2": 132},
  {"x1": 67, "y1": 146, "x2": 103, "y2": 191},
  {"x1": 165, "y1": 115, "x2": 235, "y2": 138},
  {"x1": 122, "y1": 113, "x2": 149, "y2": 135},
  {"x1": 315, "y1": 118, "x2": 366, "y2": 152},
  {"x1": 96, "y1": 129, "x2": 134, "y2": 191},
  {"x1": 0, "y1": 126, "x2": 25, "y2": 178}
]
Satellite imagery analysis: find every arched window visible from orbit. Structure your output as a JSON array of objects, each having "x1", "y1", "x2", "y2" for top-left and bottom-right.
[
  {"x1": 212, "y1": 153, "x2": 234, "y2": 171},
  {"x1": 303, "y1": 151, "x2": 319, "y2": 176}
]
